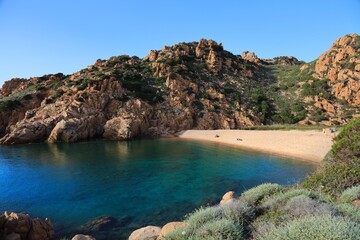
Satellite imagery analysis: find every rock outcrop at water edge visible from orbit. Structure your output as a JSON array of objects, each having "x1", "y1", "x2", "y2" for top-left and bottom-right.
[{"x1": 0, "y1": 212, "x2": 55, "y2": 240}]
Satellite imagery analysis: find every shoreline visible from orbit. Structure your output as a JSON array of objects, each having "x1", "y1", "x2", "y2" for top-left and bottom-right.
[{"x1": 175, "y1": 130, "x2": 334, "y2": 163}]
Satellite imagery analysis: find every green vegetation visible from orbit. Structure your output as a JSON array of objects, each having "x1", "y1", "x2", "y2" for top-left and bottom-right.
[
  {"x1": 340, "y1": 185, "x2": 360, "y2": 203},
  {"x1": 303, "y1": 118, "x2": 360, "y2": 196},
  {"x1": 261, "y1": 189, "x2": 315, "y2": 209},
  {"x1": 336, "y1": 203, "x2": 360, "y2": 221},
  {"x1": 0, "y1": 84, "x2": 42, "y2": 111},
  {"x1": 165, "y1": 201, "x2": 255, "y2": 240},
  {"x1": 239, "y1": 183, "x2": 282, "y2": 205},
  {"x1": 301, "y1": 79, "x2": 330, "y2": 99},
  {"x1": 256, "y1": 215, "x2": 360, "y2": 240}
]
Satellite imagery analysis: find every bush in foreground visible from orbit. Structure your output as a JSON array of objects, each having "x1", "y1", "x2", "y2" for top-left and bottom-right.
[
  {"x1": 195, "y1": 219, "x2": 244, "y2": 240},
  {"x1": 165, "y1": 201, "x2": 254, "y2": 240},
  {"x1": 239, "y1": 183, "x2": 282, "y2": 205},
  {"x1": 282, "y1": 195, "x2": 337, "y2": 218},
  {"x1": 261, "y1": 188, "x2": 314, "y2": 209},
  {"x1": 336, "y1": 203, "x2": 360, "y2": 221},
  {"x1": 340, "y1": 185, "x2": 360, "y2": 203},
  {"x1": 303, "y1": 118, "x2": 360, "y2": 196},
  {"x1": 255, "y1": 215, "x2": 360, "y2": 240}
]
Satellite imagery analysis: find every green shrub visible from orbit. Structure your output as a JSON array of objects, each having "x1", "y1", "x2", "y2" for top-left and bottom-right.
[
  {"x1": 282, "y1": 195, "x2": 336, "y2": 217},
  {"x1": 336, "y1": 203, "x2": 360, "y2": 221},
  {"x1": 262, "y1": 189, "x2": 314, "y2": 209},
  {"x1": 340, "y1": 185, "x2": 360, "y2": 203},
  {"x1": 332, "y1": 118, "x2": 360, "y2": 158},
  {"x1": 195, "y1": 219, "x2": 243, "y2": 240},
  {"x1": 164, "y1": 226, "x2": 188, "y2": 240},
  {"x1": 221, "y1": 200, "x2": 256, "y2": 226},
  {"x1": 303, "y1": 118, "x2": 360, "y2": 196},
  {"x1": 240, "y1": 183, "x2": 282, "y2": 205},
  {"x1": 255, "y1": 215, "x2": 360, "y2": 240},
  {"x1": 185, "y1": 206, "x2": 223, "y2": 230}
]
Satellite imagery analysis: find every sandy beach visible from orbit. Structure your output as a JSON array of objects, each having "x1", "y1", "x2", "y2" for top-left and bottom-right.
[{"x1": 177, "y1": 130, "x2": 334, "y2": 162}]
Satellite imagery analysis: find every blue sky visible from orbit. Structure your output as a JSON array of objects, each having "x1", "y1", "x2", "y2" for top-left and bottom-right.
[{"x1": 0, "y1": 0, "x2": 359, "y2": 86}]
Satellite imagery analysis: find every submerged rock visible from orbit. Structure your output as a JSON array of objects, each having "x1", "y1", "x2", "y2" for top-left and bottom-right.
[{"x1": 78, "y1": 216, "x2": 118, "y2": 233}]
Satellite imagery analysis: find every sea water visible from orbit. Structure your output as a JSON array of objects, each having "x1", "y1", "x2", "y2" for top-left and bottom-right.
[{"x1": 0, "y1": 139, "x2": 316, "y2": 239}]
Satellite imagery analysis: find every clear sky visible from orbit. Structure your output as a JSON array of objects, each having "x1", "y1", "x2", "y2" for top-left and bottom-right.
[{"x1": 0, "y1": 0, "x2": 359, "y2": 86}]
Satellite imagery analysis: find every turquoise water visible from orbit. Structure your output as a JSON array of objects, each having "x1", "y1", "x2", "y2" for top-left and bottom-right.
[{"x1": 0, "y1": 139, "x2": 317, "y2": 239}]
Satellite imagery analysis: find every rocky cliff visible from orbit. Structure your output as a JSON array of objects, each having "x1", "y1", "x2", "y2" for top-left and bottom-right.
[{"x1": 0, "y1": 34, "x2": 359, "y2": 144}]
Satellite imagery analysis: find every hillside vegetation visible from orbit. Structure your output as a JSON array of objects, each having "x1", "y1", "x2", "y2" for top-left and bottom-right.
[{"x1": 0, "y1": 34, "x2": 359, "y2": 144}]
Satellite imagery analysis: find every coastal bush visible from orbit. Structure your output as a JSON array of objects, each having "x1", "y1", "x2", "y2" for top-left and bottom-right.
[
  {"x1": 282, "y1": 195, "x2": 337, "y2": 218},
  {"x1": 255, "y1": 215, "x2": 360, "y2": 240},
  {"x1": 221, "y1": 200, "x2": 256, "y2": 226},
  {"x1": 195, "y1": 219, "x2": 244, "y2": 240},
  {"x1": 166, "y1": 201, "x2": 256, "y2": 239},
  {"x1": 261, "y1": 189, "x2": 314, "y2": 209},
  {"x1": 239, "y1": 183, "x2": 282, "y2": 205},
  {"x1": 185, "y1": 206, "x2": 223, "y2": 231},
  {"x1": 336, "y1": 203, "x2": 360, "y2": 221},
  {"x1": 332, "y1": 118, "x2": 360, "y2": 159},
  {"x1": 164, "y1": 226, "x2": 188, "y2": 240},
  {"x1": 302, "y1": 118, "x2": 360, "y2": 196},
  {"x1": 165, "y1": 219, "x2": 244, "y2": 240},
  {"x1": 340, "y1": 185, "x2": 360, "y2": 203}
]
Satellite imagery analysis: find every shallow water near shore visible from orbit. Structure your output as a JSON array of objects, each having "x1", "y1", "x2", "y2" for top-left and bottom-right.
[{"x1": 0, "y1": 139, "x2": 317, "y2": 239}]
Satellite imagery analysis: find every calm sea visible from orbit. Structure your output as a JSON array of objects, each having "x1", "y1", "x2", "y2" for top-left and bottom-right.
[{"x1": 0, "y1": 138, "x2": 316, "y2": 239}]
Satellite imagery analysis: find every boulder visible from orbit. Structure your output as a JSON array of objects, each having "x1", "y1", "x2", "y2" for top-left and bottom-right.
[
  {"x1": 157, "y1": 222, "x2": 187, "y2": 239},
  {"x1": 71, "y1": 234, "x2": 96, "y2": 240},
  {"x1": 48, "y1": 115, "x2": 105, "y2": 143},
  {"x1": 103, "y1": 117, "x2": 142, "y2": 140},
  {"x1": 3, "y1": 212, "x2": 32, "y2": 239},
  {"x1": 220, "y1": 191, "x2": 236, "y2": 205},
  {"x1": 129, "y1": 226, "x2": 161, "y2": 240},
  {"x1": 28, "y1": 218, "x2": 55, "y2": 240}
]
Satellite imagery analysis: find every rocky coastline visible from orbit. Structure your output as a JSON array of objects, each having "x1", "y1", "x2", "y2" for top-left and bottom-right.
[{"x1": 0, "y1": 34, "x2": 359, "y2": 145}]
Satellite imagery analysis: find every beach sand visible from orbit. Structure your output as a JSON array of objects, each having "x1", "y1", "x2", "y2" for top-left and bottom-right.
[{"x1": 177, "y1": 130, "x2": 335, "y2": 162}]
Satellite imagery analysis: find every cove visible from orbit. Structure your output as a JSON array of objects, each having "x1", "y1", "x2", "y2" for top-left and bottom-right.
[{"x1": 0, "y1": 139, "x2": 317, "y2": 239}]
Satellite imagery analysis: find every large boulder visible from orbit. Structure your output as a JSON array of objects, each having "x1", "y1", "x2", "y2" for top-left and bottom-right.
[
  {"x1": 129, "y1": 226, "x2": 161, "y2": 240},
  {"x1": 2, "y1": 212, "x2": 32, "y2": 239},
  {"x1": 28, "y1": 218, "x2": 55, "y2": 240},
  {"x1": 103, "y1": 117, "x2": 143, "y2": 140},
  {"x1": 48, "y1": 115, "x2": 105, "y2": 143},
  {"x1": 157, "y1": 222, "x2": 187, "y2": 239}
]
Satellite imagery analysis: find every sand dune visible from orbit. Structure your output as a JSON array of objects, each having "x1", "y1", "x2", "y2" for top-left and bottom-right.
[{"x1": 177, "y1": 130, "x2": 335, "y2": 162}]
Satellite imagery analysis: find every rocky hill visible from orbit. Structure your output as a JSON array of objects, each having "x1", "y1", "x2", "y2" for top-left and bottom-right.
[{"x1": 0, "y1": 34, "x2": 359, "y2": 144}]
